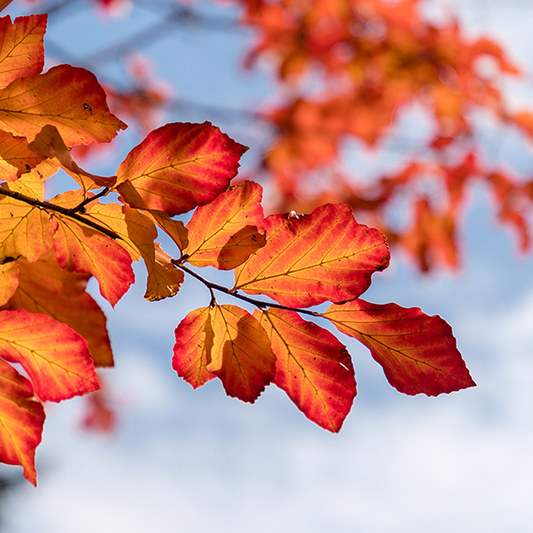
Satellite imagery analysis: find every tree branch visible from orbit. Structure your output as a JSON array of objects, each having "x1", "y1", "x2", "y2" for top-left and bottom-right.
[
  {"x1": 175, "y1": 262, "x2": 323, "y2": 318},
  {"x1": 0, "y1": 188, "x2": 120, "y2": 240}
]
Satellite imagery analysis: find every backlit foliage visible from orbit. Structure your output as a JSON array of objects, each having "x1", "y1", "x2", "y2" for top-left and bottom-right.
[{"x1": 0, "y1": 12, "x2": 474, "y2": 485}]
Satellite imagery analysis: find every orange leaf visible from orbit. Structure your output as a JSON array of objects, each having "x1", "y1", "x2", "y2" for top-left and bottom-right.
[
  {"x1": 324, "y1": 299, "x2": 476, "y2": 396},
  {"x1": 0, "y1": 358, "x2": 44, "y2": 486},
  {"x1": 0, "y1": 130, "x2": 45, "y2": 181},
  {"x1": 208, "y1": 305, "x2": 276, "y2": 403},
  {"x1": 0, "y1": 64, "x2": 127, "y2": 146},
  {"x1": 172, "y1": 306, "x2": 215, "y2": 389},
  {"x1": 185, "y1": 181, "x2": 266, "y2": 269},
  {"x1": 0, "y1": 309, "x2": 100, "y2": 402},
  {"x1": 81, "y1": 203, "x2": 183, "y2": 300},
  {"x1": 0, "y1": 260, "x2": 18, "y2": 305},
  {"x1": 0, "y1": 14, "x2": 46, "y2": 89},
  {"x1": 28, "y1": 125, "x2": 117, "y2": 190},
  {"x1": 0, "y1": 191, "x2": 55, "y2": 262},
  {"x1": 3, "y1": 252, "x2": 113, "y2": 367},
  {"x1": 143, "y1": 210, "x2": 188, "y2": 251},
  {"x1": 144, "y1": 243, "x2": 184, "y2": 301},
  {"x1": 51, "y1": 198, "x2": 134, "y2": 307},
  {"x1": 115, "y1": 121, "x2": 248, "y2": 216},
  {"x1": 4, "y1": 168, "x2": 46, "y2": 200},
  {"x1": 82, "y1": 202, "x2": 157, "y2": 263},
  {"x1": 255, "y1": 308, "x2": 356, "y2": 433},
  {"x1": 234, "y1": 203, "x2": 390, "y2": 307}
]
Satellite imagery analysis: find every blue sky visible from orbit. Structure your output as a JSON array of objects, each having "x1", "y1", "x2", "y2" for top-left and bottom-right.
[{"x1": 1, "y1": 0, "x2": 533, "y2": 531}]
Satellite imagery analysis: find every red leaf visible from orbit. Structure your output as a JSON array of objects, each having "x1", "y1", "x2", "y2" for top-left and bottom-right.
[
  {"x1": 4, "y1": 252, "x2": 114, "y2": 367},
  {"x1": 0, "y1": 309, "x2": 100, "y2": 402},
  {"x1": 234, "y1": 203, "x2": 390, "y2": 307},
  {"x1": 115, "y1": 122, "x2": 248, "y2": 216},
  {"x1": 0, "y1": 358, "x2": 44, "y2": 486},
  {"x1": 324, "y1": 299, "x2": 476, "y2": 396},
  {"x1": 256, "y1": 308, "x2": 356, "y2": 433},
  {"x1": 172, "y1": 307, "x2": 216, "y2": 389}
]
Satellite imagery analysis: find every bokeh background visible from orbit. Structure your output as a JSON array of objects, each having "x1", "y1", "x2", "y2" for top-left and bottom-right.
[{"x1": 1, "y1": 0, "x2": 533, "y2": 531}]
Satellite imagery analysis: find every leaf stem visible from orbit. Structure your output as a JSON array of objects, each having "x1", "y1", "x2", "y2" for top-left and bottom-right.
[{"x1": 174, "y1": 262, "x2": 322, "y2": 318}]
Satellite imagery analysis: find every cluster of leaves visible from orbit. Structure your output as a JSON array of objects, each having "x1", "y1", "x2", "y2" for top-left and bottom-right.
[
  {"x1": 73, "y1": 0, "x2": 533, "y2": 271},
  {"x1": 0, "y1": 12, "x2": 474, "y2": 486}
]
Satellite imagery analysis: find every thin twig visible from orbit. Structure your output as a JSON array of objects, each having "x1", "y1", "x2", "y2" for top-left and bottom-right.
[{"x1": 175, "y1": 262, "x2": 323, "y2": 318}]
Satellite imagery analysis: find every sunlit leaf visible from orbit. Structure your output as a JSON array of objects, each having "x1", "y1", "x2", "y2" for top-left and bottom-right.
[
  {"x1": 0, "y1": 358, "x2": 44, "y2": 486},
  {"x1": 0, "y1": 309, "x2": 100, "y2": 402},
  {"x1": 0, "y1": 64, "x2": 127, "y2": 146},
  {"x1": 324, "y1": 299, "x2": 476, "y2": 396},
  {"x1": 144, "y1": 242, "x2": 184, "y2": 301},
  {"x1": 83, "y1": 201, "x2": 157, "y2": 263},
  {"x1": 3, "y1": 252, "x2": 113, "y2": 367},
  {"x1": 0, "y1": 130, "x2": 45, "y2": 181},
  {"x1": 0, "y1": 191, "x2": 55, "y2": 262},
  {"x1": 143, "y1": 210, "x2": 188, "y2": 252},
  {"x1": 0, "y1": 14, "x2": 46, "y2": 89},
  {"x1": 172, "y1": 306, "x2": 215, "y2": 389},
  {"x1": 115, "y1": 121, "x2": 248, "y2": 216},
  {"x1": 0, "y1": 260, "x2": 18, "y2": 306},
  {"x1": 2, "y1": 160, "x2": 47, "y2": 197},
  {"x1": 28, "y1": 125, "x2": 117, "y2": 190},
  {"x1": 185, "y1": 180, "x2": 266, "y2": 269},
  {"x1": 208, "y1": 304, "x2": 276, "y2": 403},
  {"x1": 51, "y1": 194, "x2": 134, "y2": 307},
  {"x1": 234, "y1": 203, "x2": 390, "y2": 307},
  {"x1": 255, "y1": 308, "x2": 356, "y2": 432}
]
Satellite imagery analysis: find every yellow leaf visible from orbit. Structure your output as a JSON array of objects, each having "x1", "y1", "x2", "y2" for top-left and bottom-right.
[{"x1": 208, "y1": 305, "x2": 275, "y2": 403}]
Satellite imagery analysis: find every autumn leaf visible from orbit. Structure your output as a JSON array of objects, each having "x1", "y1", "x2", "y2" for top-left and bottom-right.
[
  {"x1": 0, "y1": 309, "x2": 100, "y2": 402},
  {"x1": 172, "y1": 306, "x2": 215, "y2": 389},
  {"x1": 80, "y1": 203, "x2": 183, "y2": 300},
  {"x1": 234, "y1": 203, "x2": 390, "y2": 307},
  {"x1": 0, "y1": 259, "x2": 18, "y2": 306},
  {"x1": 28, "y1": 125, "x2": 117, "y2": 190},
  {"x1": 144, "y1": 243, "x2": 184, "y2": 301},
  {"x1": 4, "y1": 166, "x2": 47, "y2": 199},
  {"x1": 0, "y1": 14, "x2": 46, "y2": 89},
  {"x1": 82, "y1": 201, "x2": 157, "y2": 263},
  {"x1": 255, "y1": 308, "x2": 356, "y2": 433},
  {"x1": 3, "y1": 252, "x2": 113, "y2": 367},
  {"x1": 0, "y1": 64, "x2": 127, "y2": 146},
  {"x1": 0, "y1": 190, "x2": 55, "y2": 262},
  {"x1": 185, "y1": 180, "x2": 266, "y2": 269},
  {"x1": 115, "y1": 121, "x2": 248, "y2": 216},
  {"x1": 324, "y1": 299, "x2": 476, "y2": 396},
  {"x1": 51, "y1": 193, "x2": 134, "y2": 306},
  {"x1": 208, "y1": 305, "x2": 276, "y2": 403},
  {"x1": 143, "y1": 210, "x2": 188, "y2": 251},
  {"x1": 0, "y1": 130, "x2": 45, "y2": 181},
  {"x1": 0, "y1": 358, "x2": 44, "y2": 486}
]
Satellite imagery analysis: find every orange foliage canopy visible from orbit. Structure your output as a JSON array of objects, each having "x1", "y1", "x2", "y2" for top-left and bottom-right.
[
  {"x1": 229, "y1": 0, "x2": 533, "y2": 270},
  {"x1": 0, "y1": 12, "x2": 474, "y2": 485},
  {"x1": 90, "y1": 0, "x2": 533, "y2": 271}
]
